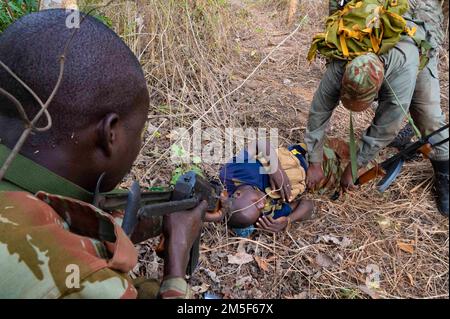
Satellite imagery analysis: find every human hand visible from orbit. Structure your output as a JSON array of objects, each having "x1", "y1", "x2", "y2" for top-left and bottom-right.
[
  {"x1": 269, "y1": 164, "x2": 292, "y2": 202},
  {"x1": 163, "y1": 200, "x2": 207, "y2": 278},
  {"x1": 306, "y1": 162, "x2": 325, "y2": 191},
  {"x1": 256, "y1": 215, "x2": 289, "y2": 232}
]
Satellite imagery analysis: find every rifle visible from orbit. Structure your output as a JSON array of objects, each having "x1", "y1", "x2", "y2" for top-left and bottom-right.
[
  {"x1": 93, "y1": 171, "x2": 223, "y2": 276},
  {"x1": 355, "y1": 124, "x2": 449, "y2": 192}
]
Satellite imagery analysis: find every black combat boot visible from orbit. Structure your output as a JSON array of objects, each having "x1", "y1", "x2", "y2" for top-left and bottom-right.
[{"x1": 431, "y1": 160, "x2": 449, "y2": 217}]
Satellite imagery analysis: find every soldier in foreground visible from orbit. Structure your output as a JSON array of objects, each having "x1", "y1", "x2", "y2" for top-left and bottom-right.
[
  {"x1": 0, "y1": 9, "x2": 206, "y2": 298},
  {"x1": 306, "y1": 0, "x2": 449, "y2": 216}
]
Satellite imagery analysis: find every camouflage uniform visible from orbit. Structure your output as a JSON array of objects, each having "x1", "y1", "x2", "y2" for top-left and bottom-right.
[
  {"x1": 0, "y1": 144, "x2": 189, "y2": 298},
  {"x1": 307, "y1": 1, "x2": 448, "y2": 167}
]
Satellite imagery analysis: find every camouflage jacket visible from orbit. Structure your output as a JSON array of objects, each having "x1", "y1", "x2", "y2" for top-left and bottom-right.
[{"x1": 0, "y1": 144, "x2": 189, "y2": 299}]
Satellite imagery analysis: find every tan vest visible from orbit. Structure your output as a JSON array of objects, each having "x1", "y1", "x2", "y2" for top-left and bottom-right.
[{"x1": 274, "y1": 147, "x2": 307, "y2": 199}]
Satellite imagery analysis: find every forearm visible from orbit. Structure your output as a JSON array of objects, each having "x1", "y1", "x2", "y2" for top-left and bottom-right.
[
  {"x1": 163, "y1": 237, "x2": 190, "y2": 279},
  {"x1": 305, "y1": 61, "x2": 344, "y2": 163},
  {"x1": 288, "y1": 199, "x2": 314, "y2": 223}
]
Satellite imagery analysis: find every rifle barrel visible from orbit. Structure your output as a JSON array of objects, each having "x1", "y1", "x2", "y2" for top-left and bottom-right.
[{"x1": 138, "y1": 198, "x2": 199, "y2": 218}]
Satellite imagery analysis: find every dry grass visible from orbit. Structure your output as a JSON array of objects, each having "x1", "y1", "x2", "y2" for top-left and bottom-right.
[{"x1": 98, "y1": 0, "x2": 448, "y2": 299}]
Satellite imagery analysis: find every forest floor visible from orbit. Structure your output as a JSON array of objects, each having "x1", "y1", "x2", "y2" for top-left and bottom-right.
[{"x1": 129, "y1": 0, "x2": 449, "y2": 299}]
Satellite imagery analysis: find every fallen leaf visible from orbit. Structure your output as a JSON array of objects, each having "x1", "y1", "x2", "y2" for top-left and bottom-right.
[
  {"x1": 191, "y1": 283, "x2": 210, "y2": 294},
  {"x1": 358, "y1": 285, "x2": 380, "y2": 299},
  {"x1": 340, "y1": 237, "x2": 352, "y2": 248},
  {"x1": 286, "y1": 292, "x2": 308, "y2": 299},
  {"x1": 316, "y1": 235, "x2": 352, "y2": 248},
  {"x1": 406, "y1": 273, "x2": 415, "y2": 286},
  {"x1": 315, "y1": 253, "x2": 334, "y2": 268},
  {"x1": 228, "y1": 252, "x2": 253, "y2": 265},
  {"x1": 254, "y1": 256, "x2": 269, "y2": 271},
  {"x1": 199, "y1": 267, "x2": 220, "y2": 284},
  {"x1": 377, "y1": 215, "x2": 392, "y2": 231},
  {"x1": 236, "y1": 276, "x2": 252, "y2": 287},
  {"x1": 317, "y1": 235, "x2": 341, "y2": 245},
  {"x1": 397, "y1": 240, "x2": 415, "y2": 254}
]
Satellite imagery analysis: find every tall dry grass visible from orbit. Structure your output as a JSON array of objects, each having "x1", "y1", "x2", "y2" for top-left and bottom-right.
[{"x1": 88, "y1": 0, "x2": 243, "y2": 185}]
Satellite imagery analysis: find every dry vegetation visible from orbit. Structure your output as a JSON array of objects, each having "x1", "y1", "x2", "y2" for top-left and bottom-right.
[{"x1": 94, "y1": 0, "x2": 448, "y2": 299}]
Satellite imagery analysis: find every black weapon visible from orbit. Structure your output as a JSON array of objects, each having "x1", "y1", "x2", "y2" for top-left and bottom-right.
[
  {"x1": 355, "y1": 124, "x2": 449, "y2": 192},
  {"x1": 94, "y1": 171, "x2": 223, "y2": 276}
]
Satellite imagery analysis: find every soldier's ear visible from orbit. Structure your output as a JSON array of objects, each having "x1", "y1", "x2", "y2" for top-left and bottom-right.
[{"x1": 96, "y1": 113, "x2": 120, "y2": 157}]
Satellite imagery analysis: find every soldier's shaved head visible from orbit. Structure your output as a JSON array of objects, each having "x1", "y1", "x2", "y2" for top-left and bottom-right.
[
  {"x1": 0, "y1": 9, "x2": 149, "y2": 148},
  {"x1": 0, "y1": 9, "x2": 149, "y2": 192}
]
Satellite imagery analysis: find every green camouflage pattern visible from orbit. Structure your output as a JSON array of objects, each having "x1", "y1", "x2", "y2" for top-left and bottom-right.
[
  {"x1": 0, "y1": 142, "x2": 189, "y2": 299},
  {"x1": 341, "y1": 53, "x2": 385, "y2": 111},
  {"x1": 309, "y1": 0, "x2": 412, "y2": 61},
  {"x1": 0, "y1": 191, "x2": 138, "y2": 298},
  {"x1": 0, "y1": 190, "x2": 191, "y2": 299}
]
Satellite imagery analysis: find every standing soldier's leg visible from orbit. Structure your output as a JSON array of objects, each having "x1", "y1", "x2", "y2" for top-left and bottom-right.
[{"x1": 410, "y1": 59, "x2": 449, "y2": 216}]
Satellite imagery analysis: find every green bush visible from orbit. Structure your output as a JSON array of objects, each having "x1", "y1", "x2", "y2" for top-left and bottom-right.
[
  {"x1": 0, "y1": 0, "x2": 38, "y2": 32},
  {"x1": 0, "y1": 0, "x2": 112, "y2": 33}
]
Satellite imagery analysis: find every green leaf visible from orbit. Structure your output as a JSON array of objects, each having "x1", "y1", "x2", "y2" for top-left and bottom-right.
[
  {"x1": 171, "y1": 144, "x2": 186, "y2": 157},
  {"x1": 349, "y1": 112, "x2": 358, "y2": 183},
  {"x1": 323, "y1": 146, "x2": 336, "y2": 160},
  {"x1": 192, "y1": 155, "x2": 202, "y2": 164},
  {"x1": 170, "y1": 167, "x2": 184, "y2": 185}
]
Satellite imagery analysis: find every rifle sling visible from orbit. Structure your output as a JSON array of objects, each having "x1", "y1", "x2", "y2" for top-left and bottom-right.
[
  {"x1": 0, "y1": 144, "x2": 128, "y2": 204},
  {"x1": 0, "y1": 143, "x2": 93, "y2": 202}
]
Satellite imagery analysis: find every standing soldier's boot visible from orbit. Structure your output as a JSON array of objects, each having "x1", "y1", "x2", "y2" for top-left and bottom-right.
[{"x1": 431, "y1": 160, "x2": 449, "y2": 217}]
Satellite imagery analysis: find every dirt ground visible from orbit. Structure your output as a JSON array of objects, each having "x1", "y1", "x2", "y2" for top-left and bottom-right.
[{"x1": 129, "y1": 0, "x2": 449, "y2": 299}]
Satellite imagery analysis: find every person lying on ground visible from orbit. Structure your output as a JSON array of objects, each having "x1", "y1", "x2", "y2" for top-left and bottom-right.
[{"x1": 219, "y1": 139, "x2": 342, "y2": 237}]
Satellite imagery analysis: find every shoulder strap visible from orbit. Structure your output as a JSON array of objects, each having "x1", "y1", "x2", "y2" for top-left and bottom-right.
[{"x1": 0, "y1": 144, "x2": 93, "y2": 202}]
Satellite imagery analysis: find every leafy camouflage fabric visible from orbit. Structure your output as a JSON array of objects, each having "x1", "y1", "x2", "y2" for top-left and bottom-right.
[
  {"x1": 341, "y1": 52, "x2": 385, "y2": 111},
  {"x1": 309, "y1": 0, "x2": 414, "y2": 61}
]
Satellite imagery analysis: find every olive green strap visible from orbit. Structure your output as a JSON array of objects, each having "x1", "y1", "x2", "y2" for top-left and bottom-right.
[{"x1": 0, "y1": 143, "x2": 93, "y2": 202}]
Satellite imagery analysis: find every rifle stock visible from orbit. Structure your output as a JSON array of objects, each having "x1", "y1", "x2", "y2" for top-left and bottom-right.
[
  {"x1": 355, "y1": 165, "x2": 386, "y2": 186},
  {"x1": 353, "y1": 124, "x2": 449, "y2": 191}
]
